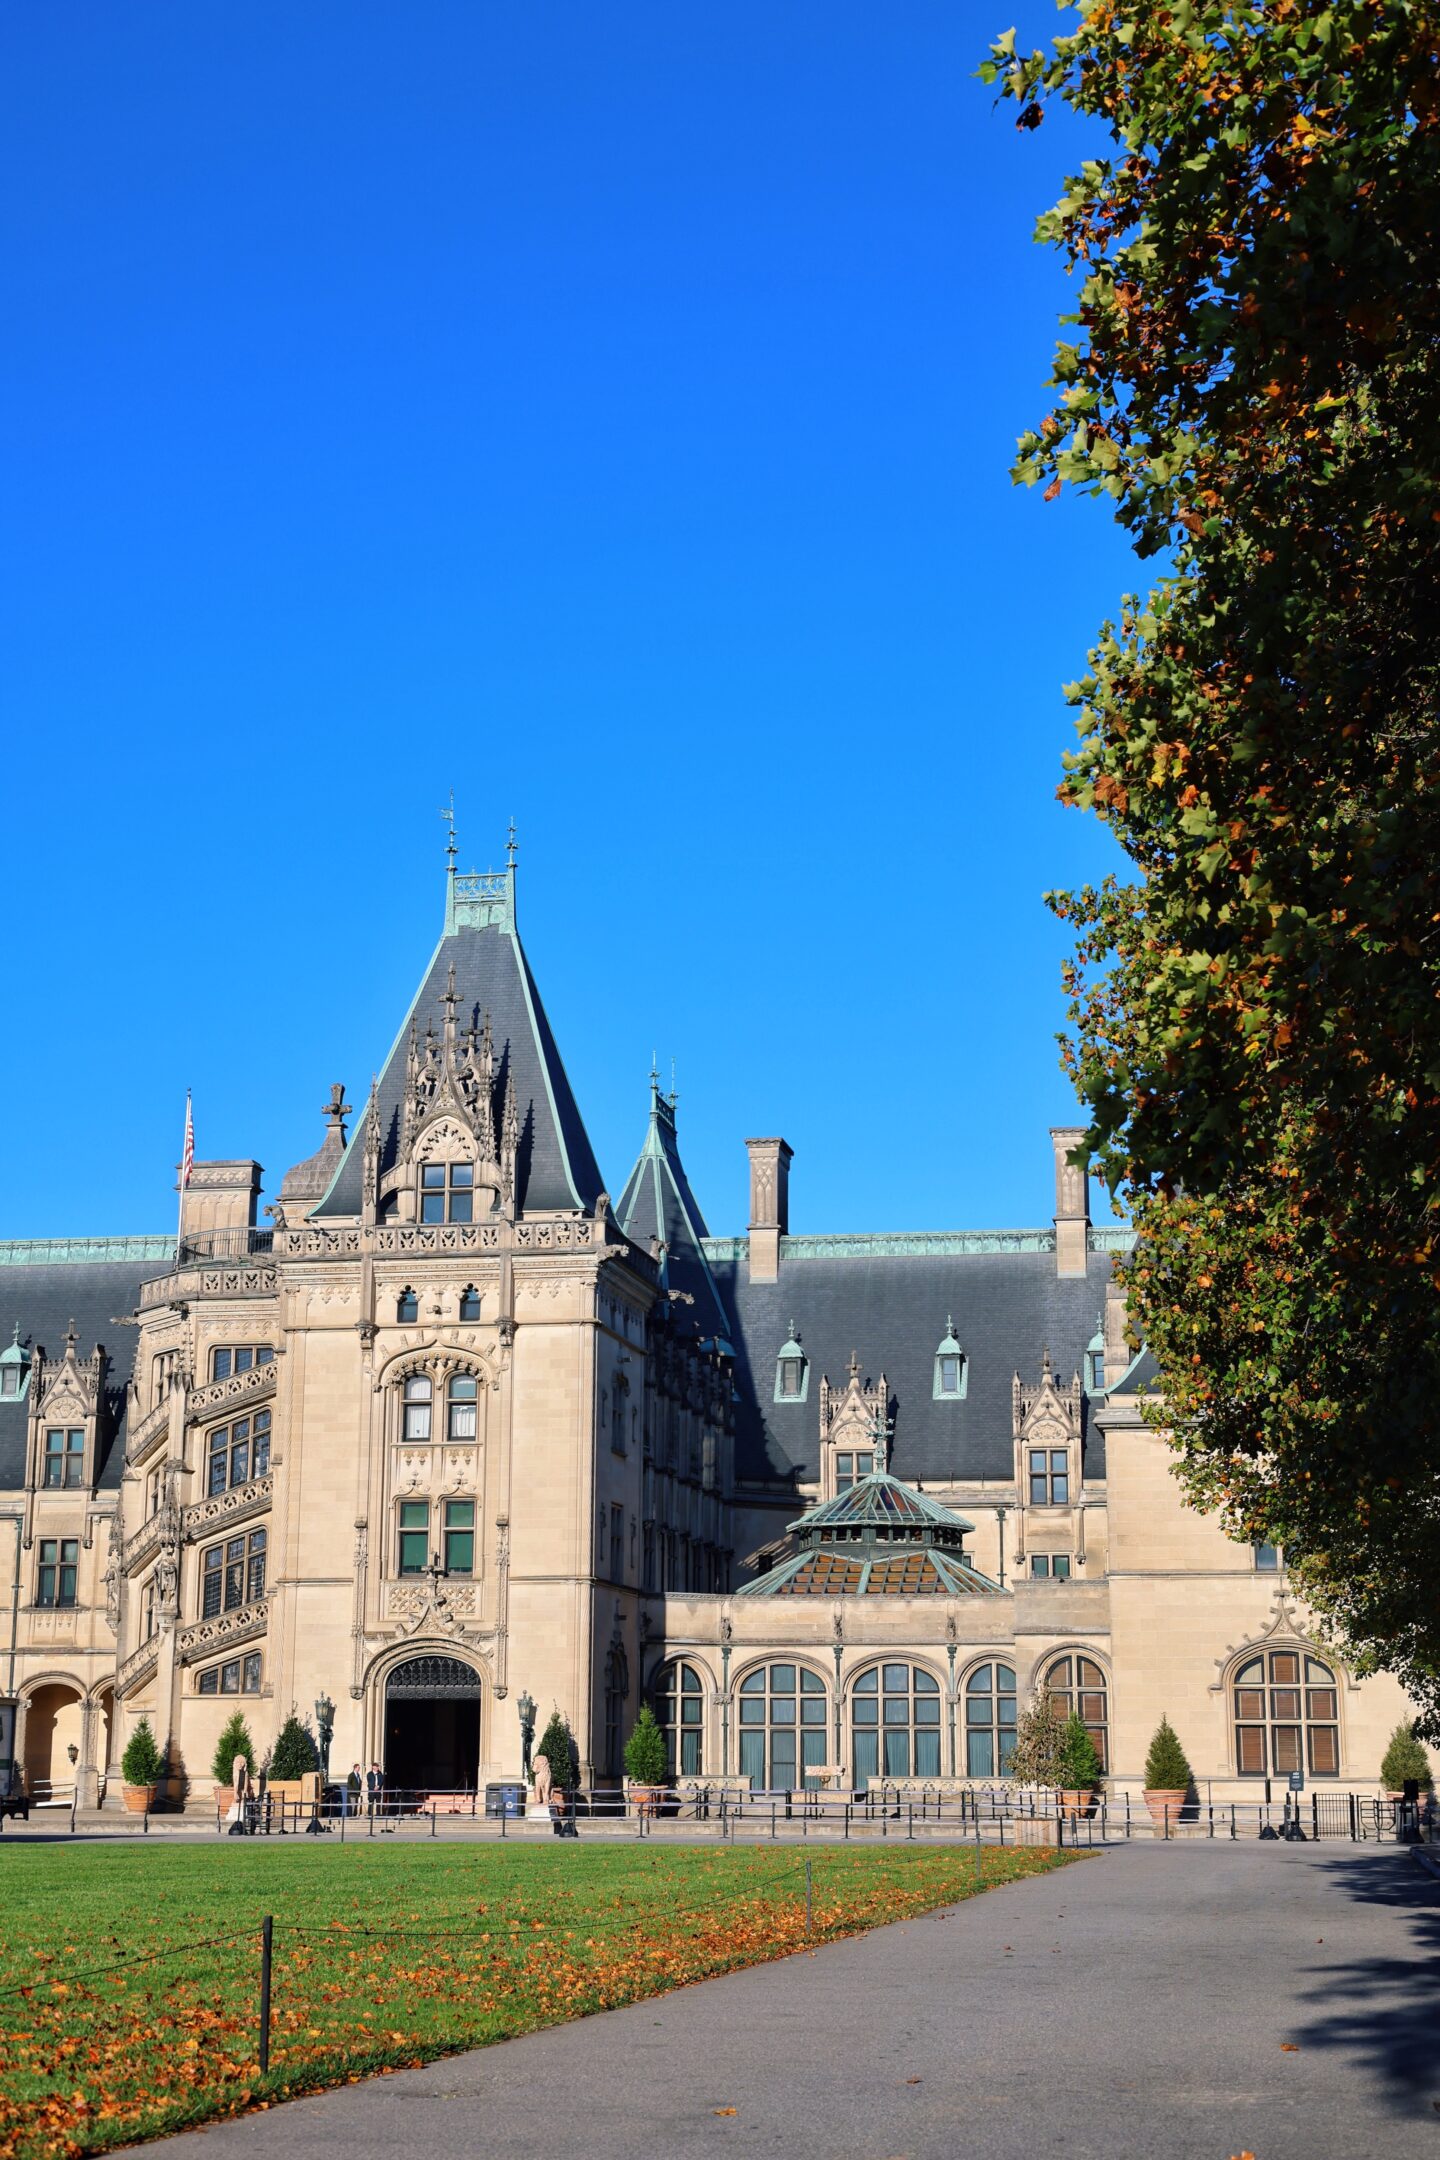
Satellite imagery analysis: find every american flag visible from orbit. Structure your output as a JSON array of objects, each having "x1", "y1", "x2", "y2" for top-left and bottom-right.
[{"x1": 180, "y1": 1093, "x2": 194, "y2": 1188}]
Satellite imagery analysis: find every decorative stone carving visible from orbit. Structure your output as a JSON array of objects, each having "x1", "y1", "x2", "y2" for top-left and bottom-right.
[
  {"x1": 183, "y1": 1474, "x2": 273, "y2": 1539},
  {"x1": 187, "y1": 1360, "x2": 277, "y2": 1419},
  {"x1": 176, "y1": 1596, "x2": 269, "y2": 1663}
]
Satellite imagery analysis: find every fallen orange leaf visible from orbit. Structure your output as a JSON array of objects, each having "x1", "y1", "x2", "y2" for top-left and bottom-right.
[
  {"x1": 713, "y1": 2106, "x2": 737, "y2": 2116},
  {"x1": 1281, "y1": 2042, "x2": 1300, "y2": 2051}
]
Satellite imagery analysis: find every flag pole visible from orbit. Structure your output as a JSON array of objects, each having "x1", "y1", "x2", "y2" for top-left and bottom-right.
[{"x1": 176, "y1": 1090, "x2": 194, "y2": 1261}]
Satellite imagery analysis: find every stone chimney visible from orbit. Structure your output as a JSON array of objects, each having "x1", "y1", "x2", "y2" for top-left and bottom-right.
[
  {"x1": 745, "y1": 1137, "x2": 792, "y2": 1284},
  {"x1": 178, "y1": 1160, "x2": 262, "y2": 1240},
  {"x1": 1050, "y1": 1126, "x2": 1090, "y2": 1278}
]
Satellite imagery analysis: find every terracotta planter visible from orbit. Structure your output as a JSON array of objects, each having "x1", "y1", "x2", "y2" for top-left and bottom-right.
[
  {"x1": 1144, "y1": 1787, "x2": 1187, "y2": 1832},
  {"x1": 1058, "y1": 1786, "x2": 1094, "y2": 1820},
  {"x1": 628, "y1": 1784, "x2": 665, "y2": 1819},
  {"x1": 121, "y1": 1784, "x2": 156, "y2": 1815}
]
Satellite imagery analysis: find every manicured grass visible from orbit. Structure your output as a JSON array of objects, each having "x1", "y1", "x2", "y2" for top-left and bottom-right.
[{"x1": 0, "y1": 1840, "x2": 1081, "y2": 2157}]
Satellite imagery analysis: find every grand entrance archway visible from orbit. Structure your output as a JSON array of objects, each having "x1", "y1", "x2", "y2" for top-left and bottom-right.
[{"x1": 383, "y1": 1655, "x2": 481, "y2": 1795}]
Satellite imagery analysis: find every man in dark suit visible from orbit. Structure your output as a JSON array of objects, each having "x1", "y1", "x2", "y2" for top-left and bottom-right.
[{"x1": 366, "y1": 1762, "x2": 384, "y2": 1818}]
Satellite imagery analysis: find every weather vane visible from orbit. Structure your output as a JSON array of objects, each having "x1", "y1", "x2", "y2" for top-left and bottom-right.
[{"x1": 440, "y1": 790, "x2": 457, "y2": 865}]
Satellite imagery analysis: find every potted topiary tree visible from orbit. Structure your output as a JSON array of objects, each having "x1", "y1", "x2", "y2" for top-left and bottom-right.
[
  {"x1": 1380, "y1": 1723, "x2": 1434, "y2": 1801},
  {"x1": 1143, "y1": 1715, "x2": 1192, "y2": 1833},
  {"x1": 1055, "y1": 1712, "x2": 1103, "y2": 1818},
  {"x1": 535, "y1": 1708, "x2": 576, "y2": 1832},
  {"x1": 267, "y1": 1712, "x2": 320, "y2": 1822},
  {"x1": 121, "y1": 1718, "x2": 164, "y2": 1814},
  {"x1": 623, "y1": 1704, "x2": 669, "y2": 1818},
  {"x1": 1007, "y1": 1691, "x2": 1066, "y2": 1788},
  {"x1": 210, "y1": 1711, "x2": 256, "y2": 1814}
]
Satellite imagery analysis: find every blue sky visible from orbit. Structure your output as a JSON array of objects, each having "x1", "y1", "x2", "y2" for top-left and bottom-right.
[{"x1": 1, "y1": 3, "x2": 1140, "y2": 1240}]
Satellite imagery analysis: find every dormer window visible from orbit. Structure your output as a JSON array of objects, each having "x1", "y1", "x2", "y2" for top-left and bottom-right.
[
  {"x1": 1, "y1": 1364, "x2": 21, "y2": 1397},
  {"x1": 396, "y1": 1288, "x2": 419, "y2": 1324},
  {"x1": 0, "y1": 1328, "x2": 28, "y2": 1399},
  {"x1": 459, "y1": 1286, "x2": 481, "y2": 1322},
  {"x1": 773, "y1": 1325, "x2": 809, "y2": 1404},
  {"x1": 933, "y1": 1320, "x2": 967, "y2": 1400},
  {"x1": 1085, "y1": 1317, "x2": 1106, "y2": 1393},
  {"x1": 43, "y1": 1430, "x2": 85, "y2": 1489},
  {"x1": 420, "y1": 1161, "x2": 473, "y2": 1224}
]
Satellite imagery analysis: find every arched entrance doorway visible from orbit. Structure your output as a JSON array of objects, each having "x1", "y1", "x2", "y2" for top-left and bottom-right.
[
  {"x1": 22, "y1": 1681, "x2": 83, "y2": 1802},
  {"x1": 383, "y1": 1655, "x2": 481, "y2": 1795}
]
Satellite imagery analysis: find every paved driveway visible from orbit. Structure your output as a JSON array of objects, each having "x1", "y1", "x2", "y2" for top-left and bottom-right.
[{"x1": 139, "y1": 1840, "x2": 1440, "y2": 2160}]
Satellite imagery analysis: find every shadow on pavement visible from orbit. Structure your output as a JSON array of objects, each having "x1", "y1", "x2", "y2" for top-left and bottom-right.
[{"x1": 1292, "y1": 1851, "x2": 1440, "y2": 2113}]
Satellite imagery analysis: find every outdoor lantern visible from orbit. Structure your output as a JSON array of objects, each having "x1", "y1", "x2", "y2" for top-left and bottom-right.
[{"x1": 67, "y1": 1742, "x2": 79, "y2": 1766}]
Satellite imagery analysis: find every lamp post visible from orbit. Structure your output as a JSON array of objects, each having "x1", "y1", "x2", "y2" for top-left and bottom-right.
[
  {"x1": 517, "y1": 1690, "x2": 536, "y2": 1781},
  {"x1": 314, "y1": 1694, "x2": 335, "y2": 1782}
]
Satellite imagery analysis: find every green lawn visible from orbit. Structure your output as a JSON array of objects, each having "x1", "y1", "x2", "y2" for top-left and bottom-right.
[{"x1": 0, "y1": 1839, "x2": 1080, "y2": 2158}]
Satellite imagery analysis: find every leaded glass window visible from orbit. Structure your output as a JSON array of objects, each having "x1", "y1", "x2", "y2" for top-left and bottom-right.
[
  {"x1": 398, "y1": 1500, "x2": 429, "y2": 1575},
  {"x1": 834, "y1": 1450, "x2": 873, "y2": 1492},
  {"x1": 1045, "y1": 1654, "x2": 1108, "y2": 1770},
  {"x1": 443, "y1": 1499, "x2": 474, "y2": 1575},
  {"x1": 738, "y1": 1663, "x2": 828, "y2": 1791},
  {"x1": 200, "y1": 1528, "x2": 266, "y2": 1617},
  {"x1": 655, "y1": 1661, "x2": 705, "y2": 1777},
  {"x1": 211, "y1": 1345, "x2": 275, "y2": 1380},
  {"x1": 36, "y1": 1537, "x2": 78, "y2": 1607},
  {"x1": 1233, "y1": 1649, "x2": 1338, "y2": 1777},
  {"x1": 852, "y1": 1663, "x2": 941, "y2": 1790},
  {"x1": 420, "y1": 1161, "x2": 473, "y2": 1223},
  {"x1": 1029, "y1": 1448, "x2": 1069, "y2": 1504},
  {"x1": 965, "y1": 1661, "x2": 1018, "y2": 1777}
]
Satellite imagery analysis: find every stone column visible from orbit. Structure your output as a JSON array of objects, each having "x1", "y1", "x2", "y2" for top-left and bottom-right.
[
  {"x1": 1050, "y1": 1127, "x2": 1090, "y2": 1279},
  {"x1": 745, "y1": 1138, "x2": 792, "y2": 1285}
]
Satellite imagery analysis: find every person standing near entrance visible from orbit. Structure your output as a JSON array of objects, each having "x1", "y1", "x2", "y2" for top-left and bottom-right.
[
  {"x1": 366, "y1": 1762, "x2": 383, "y2": 1818},
  {"x1": 345, "y1": 1763, "x2": 361, "y2": 1818}
]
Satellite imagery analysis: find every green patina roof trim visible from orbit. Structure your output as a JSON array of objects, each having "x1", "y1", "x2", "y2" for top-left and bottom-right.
[
  {"x1": 0, "y1": 1237, "x2": 174, "y2": 1267},
  {"x1": 704, "y1": 1226, "x2": 1133, "y2": 1261}
]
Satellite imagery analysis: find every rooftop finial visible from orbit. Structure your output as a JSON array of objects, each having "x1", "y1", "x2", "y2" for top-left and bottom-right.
[
  {"x1": 440, "y1": 790, "x2": 457, "y2": 869},
  {"x1": 507, "y1": 816, "x2": 517, "y2": 869}
]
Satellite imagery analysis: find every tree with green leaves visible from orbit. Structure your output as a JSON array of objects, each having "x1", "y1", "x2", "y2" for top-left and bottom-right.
[
  {"x1": 984, "y1": 0, "x2": 1440, "y2": 1731},
  {"x1": 1144, "y1": 1717, "x2": 1193, "y2": 1794},
  {"x1": 269, "y1": 1713, "x2": 319, "y2": 1781},
  {"x1": 1380, "y1": 1722, "x2": 1433, "y2": 1792},
  {"x1": 209, "y1": 1712, "x2": 255, "y2": 1787},
  {"x1": 1056, "y1": 1711, "x2": 1104, "y2": 1790},
  {"x1": 1007, "y1": 1690, "x2": 1068, "y2": 1784},
  {"x1": 623, "y1": 1705, "x2": 669, "y2": 1787},
  {"x1": 536, "y1": 1708, "x2": 574, "y2": 1792},
  {"x1": 121, "y1": 1719, "x2": 164, "y2": 1788}
]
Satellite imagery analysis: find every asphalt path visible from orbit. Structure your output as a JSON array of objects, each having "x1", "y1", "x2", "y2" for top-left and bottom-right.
[{"x1": 136, "y1": 1840, "x2": 1440, "y2": 2160}]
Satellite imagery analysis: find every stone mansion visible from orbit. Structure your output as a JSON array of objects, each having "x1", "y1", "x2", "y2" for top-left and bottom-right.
[{"x1": 0, "y1": 851, "x2": 1428, "y2": 1808}]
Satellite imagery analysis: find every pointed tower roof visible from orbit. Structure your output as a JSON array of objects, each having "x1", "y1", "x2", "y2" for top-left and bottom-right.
[
  {"x1": 616, "y1": 1072, "x2": 731, "y2": 1347},
  {"x1": 311, "y1": 843, "x2": 604, "y2": 1219}
]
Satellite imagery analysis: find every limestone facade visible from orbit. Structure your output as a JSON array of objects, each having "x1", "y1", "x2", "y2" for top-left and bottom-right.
[{"x1": 0, "y1": 855, "x2": 1430, "y2": 1808}]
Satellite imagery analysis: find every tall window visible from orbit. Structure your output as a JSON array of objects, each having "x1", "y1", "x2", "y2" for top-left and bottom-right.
[
  {"x1": 1045, "y1": 1654, "x2": 1108, "y2": 1770},
  {"x1": 396, "y1": 1288, "x2": 419, "y2": 1323},
  {"x1": 834, "y1": 1450, "x2": 873, "y2": 1492},
  {"x1": 609, "y1": 1504, "x2": 624, "y2": 1581},
  {"x1": 37, "y1": 1538, "x2": 78, "y2": 1607},
  {"x1": 738, "y1": 1663, "x2": 828, "y2": 1791},
  {"x1": 420, "y1": 1161, "x2": 473, "y2": 1223},
  {"x1": 656, "y1": 1660, "x2": 704, "y2": 1777},
  {"x1": 402, "y1": 1376, "x2": 432, "y2": 1440},
  {"x1": 442, "y1": 1498, "x2": 474, "y2": 1575},
  {"x1": 43, "y1": 1429, "x2": 85, "y2": 1489},
  {"x1": 201, "y1": 1528, "x2": 266, "y2": 1616},
  {"x1": 965, "y1": 1662, "x2": 1018, "y2": 1777},
  {"x1": 447, "y1": 1374, "x2": 477, "y2": 1441},
  {"x1": 1234, "y1": 1649, "x2": 1339, "y2": 1777},
  {"x1": 398, "y1": 1501, "x2": 429, "y2": 1574},
  {"x1": 210, "y1": 1345, "x2": 275, "y2": 1381},
  {"x1": 611, "y1": 1375, "x2": 627, "y2": 1456},
  {"x1": 642, "y1": 1520, "x2": 656, "y2": 1593},
  {"x1": 1029, "y1": 1448, "x2": 1070, "y2": 1504},
  {"x1": 852, "y1": 1663, "x2": 941, "y2": 1790},
  {"x1": 206, "y1": 1410, "x2": 271, "y2": 1495},
  {"x1": 459, "y1": 1286, "x2": 481, "y2": 1322},
  {"x1": 603, "y1": 1644, "x2": 628, "y2": 1776}
]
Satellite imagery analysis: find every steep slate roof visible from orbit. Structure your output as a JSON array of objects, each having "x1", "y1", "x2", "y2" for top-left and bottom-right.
[
  {"x1": 313, "y1": 863, "x2": 604, "y2": 1220},
  {"x1": 0, "y1": 1246, "x2": 161, "y2": 1490},
  {"x1": 705, "y1": 1240, "x2": 1115, "y2": 1490},
  {"x1": 615, "y1": 1082, "x2": 732, "y2": 1347}
]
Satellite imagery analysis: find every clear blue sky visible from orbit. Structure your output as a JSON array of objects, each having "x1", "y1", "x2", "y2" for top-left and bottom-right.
[{"x1": 2, "y1": 2, "x2": 1139, "y2": 1241}]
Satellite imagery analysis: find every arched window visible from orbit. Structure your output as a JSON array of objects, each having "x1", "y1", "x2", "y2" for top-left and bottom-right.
[
  {"x1": 1234, "y1": 1648, "x2": 1339, "y2": 1778},
  {"x1": 603, "y1": 1645, "x2": 629, "y2": 1778},
  {"x1": 447, "y1": 1374, "x2": 477, "y2": 1441},
  {"x1": 1045, "y1": 1654, "x2": 1109, "y2": 1771},
  {"x1": 402, "y1": 1375, "x2": 432, "y2": 1441},
  {"x1": 459, "y1": 1286, "x2": 481, "y2": 1322},
  {"x1": 852, "y1": 1663, "x2": 941, "y2": 1790},
  {"x1": 396, "y1": 1288, "x2": 418, "y2": 1324},
  {"x1": 737, "y1": 1663, "x2": 827, "y2": 1791},
  {"x1": 655, "y1": 1661, "x2": 705, "y2": 1776},
  {"x1": 965, "y1": 1662, "x2": 1017, "y2": 1777}
]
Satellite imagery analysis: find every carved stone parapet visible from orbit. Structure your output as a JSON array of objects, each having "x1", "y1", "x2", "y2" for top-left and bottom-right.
[
  {"x1": 373, "y1": 1223, "x2": 504, "y2": 1257},
  {"x1": 385, "y1": 1580, "x2": 478, "y2": 1621},
  {"x1": 279, "y1": 1227, "x2": 362, "y2": 1259},
  {"x1": 183, "y1": 1474, "x2": 273, "y2": 1541},
  {"x1": 123, "y1": 1506, "x2": 174, "y2": 1575},
  {"x1": 138, "y1": 1262, "x2": 279, "y2": 1306},
  {"x1": 175, "y1": 1597, "x2": 269, "y2": 1665},
  {"x1": 187, "y1": 1361, "x2": 277, "y2": 1421},
  {"x1": 116, "y1": 1638, "x2": 160, "y2": 1698},
  {"x1": 126, "y1": 1399, "x2": 171, "y2": 1467}
]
